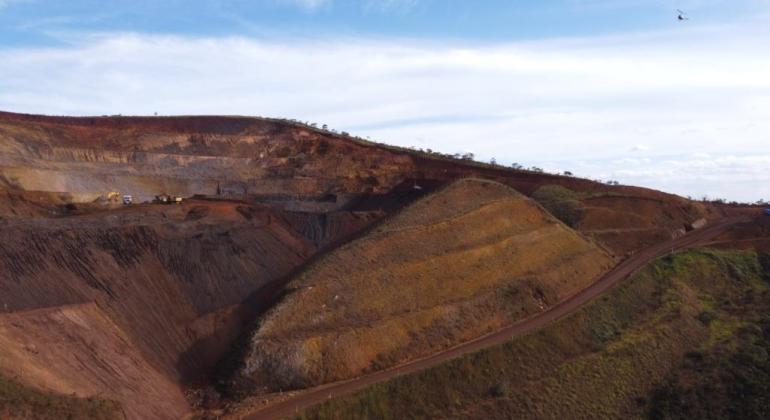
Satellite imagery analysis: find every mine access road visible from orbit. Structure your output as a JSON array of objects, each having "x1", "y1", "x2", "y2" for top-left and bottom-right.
[{"x1": 243, "y1": 216, "x2": 749, "y2": 420}]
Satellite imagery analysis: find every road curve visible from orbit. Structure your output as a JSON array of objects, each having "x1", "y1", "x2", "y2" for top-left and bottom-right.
[{"x1": 242, "y1": 216, "x2": 749, "y2": 420}]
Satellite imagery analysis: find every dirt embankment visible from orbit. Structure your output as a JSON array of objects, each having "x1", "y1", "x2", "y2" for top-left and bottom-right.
[
  {"x1": 577, "y1": 193, "x2": 707, "y2": 255},
  {"x1": 0, "y1": 303, "x2": 188, "y2": 420},
  {"x1": 0, "y1": 199, "x2": 319, "y2": 418},
  {"x1": 229, "y1": 179, "x2": 613, "y2": 394},
  {"x1": 707, "y1": 212, "x2": 770, "y2": 253}
]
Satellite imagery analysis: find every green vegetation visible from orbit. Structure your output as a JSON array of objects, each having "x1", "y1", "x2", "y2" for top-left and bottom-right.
[
  {"x1": 0, "y1": 374, "x2": 121, "y2": 419},
  {"x1": 759, "y1": 252, "x2": 770, "y2": 282},
  {"x1": 645, "y1": 252, "x2": 770, "y2": 419},
  {"x1": 531, "y1": 185, "x2": 584, "y2": 227},
  {"x1": 298, "y1": 248, "x2": 769, "y2": 420}
]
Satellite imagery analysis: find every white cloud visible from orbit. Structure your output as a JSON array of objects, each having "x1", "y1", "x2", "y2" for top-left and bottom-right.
[
  {"x1": 0, "y1": 20, "x2": 769, "y2": 202},
  {"x1": 560, "y1": 154, "x2": 770, "y2": 202}
]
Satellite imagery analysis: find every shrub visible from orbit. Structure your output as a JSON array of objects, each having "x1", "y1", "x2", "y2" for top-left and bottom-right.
[
  {"x1": 759, "y1": 253, "x2": 770, "y2": 282},
  {"x1": 490, "y1": 381, "x2": 511, "y2": 397},
  {"x1": 697, "y1": 310, "x2": 717, "y2": 325},
  {"x1": 532, "y1": 185, "x2": 584, "y2": 228}
]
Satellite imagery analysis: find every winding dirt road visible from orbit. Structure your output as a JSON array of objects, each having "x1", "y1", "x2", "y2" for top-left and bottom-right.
[{"x1": 242, "y1": 216, "x2": 749, "y2": 420}]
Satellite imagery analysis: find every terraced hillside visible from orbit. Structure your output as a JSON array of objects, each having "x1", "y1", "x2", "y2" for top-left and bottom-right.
[
  {"x1": 0, "y1": 111, "x2": 706, "y2": 258},
  {"x1": 230, "y1": 179, "x2": 613, "y2": 393},
  {"x1": 530, "y1": 184, "x2": 709, "y2": 255},
  {"x1": 0, "y1": 112, "x2": 413, "y2": 201}
]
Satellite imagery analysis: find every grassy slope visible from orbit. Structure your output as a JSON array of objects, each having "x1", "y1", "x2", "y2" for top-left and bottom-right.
[
  {"x1": 298, "y1": 248, "x2": 768, "y2": 420},
  {"x1": 0, "y1": 374, "x2": 121, "y2": 419},
  {"x1": 232, "y1": 179, "x2": 612, "y2": 394}
]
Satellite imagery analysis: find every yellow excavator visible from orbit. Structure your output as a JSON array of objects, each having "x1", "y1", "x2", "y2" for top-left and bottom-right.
[{"x1": 106, "y1": 191, "x2": 121, "y2": 203}]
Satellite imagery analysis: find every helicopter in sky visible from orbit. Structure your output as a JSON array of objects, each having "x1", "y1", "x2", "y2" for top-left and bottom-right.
[{"x1": 677, "y1": 9, "x2": 689, "y2": 21}]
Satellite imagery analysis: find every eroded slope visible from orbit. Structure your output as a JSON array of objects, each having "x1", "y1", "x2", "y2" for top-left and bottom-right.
[{"x1": 0, "y1": 199, "x2": 316, "y2": 418}]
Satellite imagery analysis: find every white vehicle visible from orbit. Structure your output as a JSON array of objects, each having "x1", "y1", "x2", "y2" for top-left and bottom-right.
[{"x1": 122, "y1": 195, "x2": 133, "y2": 205}]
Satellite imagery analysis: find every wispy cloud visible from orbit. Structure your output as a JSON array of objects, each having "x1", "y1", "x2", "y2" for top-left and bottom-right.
[
  {"x1": 0, "y1": 0, "x2": 26, "y2": 10},
  {"x1": 550, "y1": 154, "x2": 770, "y2": 202},
  {"x1": 0, "y1": 19, "x2": 768, "y2": 201}
]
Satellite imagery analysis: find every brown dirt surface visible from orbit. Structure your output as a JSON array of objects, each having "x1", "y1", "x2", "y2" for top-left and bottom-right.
[
  {"x1": 230, "y1": 179, "x2": 613, "y2": 394},
  {"x1": 0, "y1": 303, "x2": 186, "y2": 420},
  {"x1": 0, "y1": 199, "x2": 320, "y2": 419},
  {"x1": 576, "y1": 194, "x2": 707, "y2": 255},
  {"x1": 706, "y1": 211, "x2": 770, "y2": 252}
]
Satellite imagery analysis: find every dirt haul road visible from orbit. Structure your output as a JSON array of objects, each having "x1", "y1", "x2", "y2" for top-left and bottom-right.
[{"x1": 242, "y1": 216, "x2": 749, "y2": 420}]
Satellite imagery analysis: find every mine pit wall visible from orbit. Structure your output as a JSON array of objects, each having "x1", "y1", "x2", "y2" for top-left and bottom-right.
[
  {"x1": 278, "y1": 211, "x2": 384, "y2": 248},
  {"x1": 0, "y1": 213, "x2": 317, "y2": 418},
  {"x1": 0, "y1": 115, "x2": 418, "y2": 203},
  {"x1": 0, "y1": 112, "x2": 705, "y2": 250},
  {"x1": 1, "y1": 112, "x2": 634, "y2": 208}
]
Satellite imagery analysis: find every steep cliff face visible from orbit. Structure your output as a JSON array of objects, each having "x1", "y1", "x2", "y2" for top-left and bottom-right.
[
  {"x1": 0, "y1": 113, "x2": 416, "y2": 201},
  {"x1": 231, "y1": 180, "x2": 613, "y2": 392}
]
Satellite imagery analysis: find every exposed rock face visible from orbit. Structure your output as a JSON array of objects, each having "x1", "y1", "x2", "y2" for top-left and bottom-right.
[{"x1": 0, "y1": 112, "x2": 417, "y2": 201}]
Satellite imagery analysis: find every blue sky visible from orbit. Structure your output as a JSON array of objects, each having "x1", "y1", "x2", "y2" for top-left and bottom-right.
[
  {"x1": 1, "y1": 0, "x2": 770, "y2": 201},
  {"x1": 0, "y1": 0, "x2": 763, "y2": 44}
]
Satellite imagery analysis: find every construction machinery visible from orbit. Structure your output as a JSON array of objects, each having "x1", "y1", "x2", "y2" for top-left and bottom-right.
[
  {"x1": 154, "y1": 194, "x2": 184, "y2": 205},
  {"x1": 106, "y1": 191, "x2": 121, "y2": 203}
]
